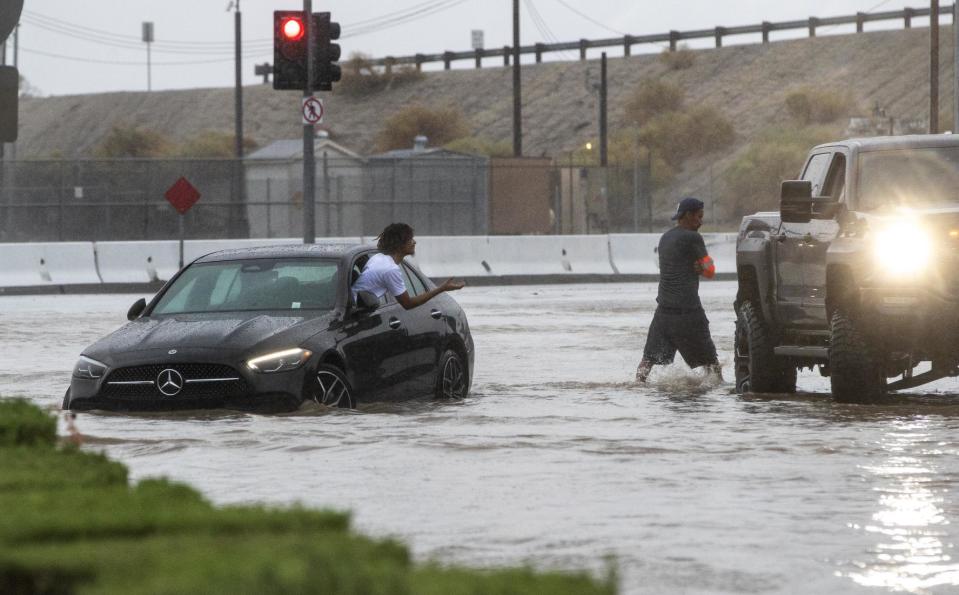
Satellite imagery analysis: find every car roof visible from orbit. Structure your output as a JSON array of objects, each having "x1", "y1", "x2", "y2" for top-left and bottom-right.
[
  {"x1": 193, "y1": 242, "x2": 374, "y2": 264},
  {"x1": 815, "y1": 134, "x2": 959, "y2": 153}
]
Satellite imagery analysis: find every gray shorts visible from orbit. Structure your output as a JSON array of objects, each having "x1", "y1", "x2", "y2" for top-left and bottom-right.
[{"x1": 642, "y1": 306, "x2": 718, "y2": 369}]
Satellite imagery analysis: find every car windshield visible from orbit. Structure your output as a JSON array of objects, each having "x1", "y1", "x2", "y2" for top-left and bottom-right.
[
  {"x1": 858, "y1": 147, "x2": 959, "y2": 211},
  {"x1": 152, "y1": 258, "x2": 339, "y2": 315}
]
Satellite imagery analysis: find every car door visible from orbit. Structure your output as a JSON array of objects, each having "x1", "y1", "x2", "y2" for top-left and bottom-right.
[
  {"x1": 802, "y1": 150, "x2": 846, "y2": 326},
  {"x1": 396, "y1": 261, "x2": 447, "y2": 397},
  {"x1": 776, "y1": 152, "x2": 830, "y2": 325},
  {"x1": 336, "y1": 253, "x2": 413, "y2": 401}
]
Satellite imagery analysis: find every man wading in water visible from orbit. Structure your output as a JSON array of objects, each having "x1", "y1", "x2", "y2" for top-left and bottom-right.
[{"x1": 636, "y1": 197, "x2": 723, "y2": 383}]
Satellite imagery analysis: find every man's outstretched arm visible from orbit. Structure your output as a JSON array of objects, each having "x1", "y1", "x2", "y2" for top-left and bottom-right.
[{"x1": 395, "y1": 278, "x2": 465, "y2": 310}]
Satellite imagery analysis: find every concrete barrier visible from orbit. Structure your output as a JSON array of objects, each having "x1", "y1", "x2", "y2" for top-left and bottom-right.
[
  {"x1": 412, "y1": 236, "x2": 493, "y2": 278},
  {"x1": 704, "y1": 233, "x2": 738, "y2": 274},
  {"x1": 608, "y1": 234, "x2": 661, "y2": 275},
  {"x1": 0, "y1": 242, "x2": 100, "y2": 287},
  {"x1": 95, "y1": 241, "x2": 181, "y2": 283},
  {"x1": 486, "y1": 235, "x2": 615, "y2": 276}
]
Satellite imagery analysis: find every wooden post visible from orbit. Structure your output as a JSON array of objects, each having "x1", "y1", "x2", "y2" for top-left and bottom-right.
[
  {"x1": 443, "y1": 51, "x2": 453, "y2": 70},
  {"x1": 669, "y1": 30, "x2": 679, "y2": 50},
  {"x1": 579, "y1": 39, "x2": 588, "y2": 60},
  {"x1": 762, "y1": 21, "x2": 771, "y2": 43},
  {"x1": 715, "y1": 26, "x2": 725, "y2": 48},
  {"x1": 623, "y1": 35, "x2": 633, "y2": 56},
  {"x1": 856, "y1": 12, "x2": 865, "y2": 33},
  {"x1": 808, "y1": 17, "x2": 819, "y2": 37},
  {"x1": 535, "y1": 42, "x2": 545, "y2": 63}
]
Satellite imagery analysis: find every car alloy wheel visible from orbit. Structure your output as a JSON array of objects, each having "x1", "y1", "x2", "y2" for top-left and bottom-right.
[
  {"x1": 312, "y1": 365, "x2": 355, "y2": 408},
  {"x1": 437, "y1": 350, "x2": 467, "y2": 399}
]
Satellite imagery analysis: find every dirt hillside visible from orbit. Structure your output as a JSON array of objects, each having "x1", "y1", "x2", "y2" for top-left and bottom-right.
[{"x1": 14, "y1": 25, "x2": 956, "y2": 220}]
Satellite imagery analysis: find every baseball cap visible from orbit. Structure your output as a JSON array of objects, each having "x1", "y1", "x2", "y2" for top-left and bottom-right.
[{"x1": 671, "y1": 197, "x2": 705, "y2": 220}]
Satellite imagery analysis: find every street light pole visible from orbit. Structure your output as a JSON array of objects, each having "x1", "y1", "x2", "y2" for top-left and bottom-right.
[{"x1": 142, "y1": 22, "x2": 154, "y2": 92}]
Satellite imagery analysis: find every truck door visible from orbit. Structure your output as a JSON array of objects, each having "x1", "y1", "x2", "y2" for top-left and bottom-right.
[
  {"x1": 776, "y1": 152, "x2": 830, "y2": 325},
  {"x1": 802, "y1": 150, "x2": 846, "y2": 326}
]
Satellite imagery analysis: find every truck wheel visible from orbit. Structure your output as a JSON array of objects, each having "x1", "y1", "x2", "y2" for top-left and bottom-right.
[
  {"x1": 829, "y1": 309, "x2": 885, "y2": 403},
  {"x1": 734, "y1": 301, "x2": 797, "y2": 394}
]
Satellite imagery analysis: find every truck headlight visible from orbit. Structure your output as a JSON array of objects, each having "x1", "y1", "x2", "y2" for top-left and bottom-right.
[
  {"x1": 872, "y1": 220, "x2": 932, "y2": 277},
  {"x1": 246, "y1": 348, "x2": 312, "y2": 373},
  {"x1": 72, "y1": 355, "x2": 107, "y2": 379}
]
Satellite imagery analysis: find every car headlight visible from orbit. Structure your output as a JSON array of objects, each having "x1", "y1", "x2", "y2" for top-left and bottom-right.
[
  {"x1": 73, "y1": 355, "x2": 107, "y2": 379},
  {"x1": 872, "y1": 219, "x2": 933, "y2": 278},
  {"x1": 246, "y1": 348, "x2": 312, "y2": 373}
]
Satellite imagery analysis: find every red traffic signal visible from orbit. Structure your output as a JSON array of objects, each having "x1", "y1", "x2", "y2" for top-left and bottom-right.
[{"x1": 280, "y1": 16, "x2": 304, "y2": 41}]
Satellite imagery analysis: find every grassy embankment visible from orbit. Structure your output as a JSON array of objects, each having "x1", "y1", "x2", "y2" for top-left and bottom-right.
[{"x1": 0, "y1": 400, "x2": 616, "y2": 594}]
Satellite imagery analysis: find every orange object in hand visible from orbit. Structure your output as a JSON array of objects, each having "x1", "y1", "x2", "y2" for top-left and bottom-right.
[{"x1": 697, "y1": 255, "x2": 716, "y2": 279}]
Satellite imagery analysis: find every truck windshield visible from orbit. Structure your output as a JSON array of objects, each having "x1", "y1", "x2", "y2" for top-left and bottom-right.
[
  {"x1": 859, "y1": 147, "x2": 959, "y2": 211},
  {"x1": 152, "y1": 258, "x2": 339, "y2": 315}
]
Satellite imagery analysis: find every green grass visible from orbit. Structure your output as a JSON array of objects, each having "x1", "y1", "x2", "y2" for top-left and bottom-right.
[{"x1": 0, "y1": 400, "x2": 617, "y2": 595}]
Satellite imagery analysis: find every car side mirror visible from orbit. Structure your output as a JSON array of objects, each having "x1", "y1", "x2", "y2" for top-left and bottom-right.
[
  {"x1": 353, "y1": 291, "x2": 379, "y2": 314},
  {"x1": 780, "y1": 180, "x2": 813, "y2": 224},
  {"x1": 127, "y1": 298, "x2": 146, "y2": 321}
]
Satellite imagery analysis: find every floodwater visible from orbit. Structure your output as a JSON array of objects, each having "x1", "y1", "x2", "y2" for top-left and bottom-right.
[{"x1": 4, "y1": 281, "x2": 959, "y2": 594}]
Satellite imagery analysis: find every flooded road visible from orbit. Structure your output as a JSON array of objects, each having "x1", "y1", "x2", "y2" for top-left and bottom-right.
[{"x1": 4, "y1": 281, "x2": 959, "y2": 594}]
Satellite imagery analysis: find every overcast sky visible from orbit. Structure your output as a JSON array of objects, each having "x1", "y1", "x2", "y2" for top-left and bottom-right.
[{"x1": 2, "y1": 0, "x2": 946, "y2": 96}]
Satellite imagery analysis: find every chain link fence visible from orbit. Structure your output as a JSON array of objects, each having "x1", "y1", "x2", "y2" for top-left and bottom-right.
[{"x1": 0, "y1": 156, "x2": 745, "y2": 242}]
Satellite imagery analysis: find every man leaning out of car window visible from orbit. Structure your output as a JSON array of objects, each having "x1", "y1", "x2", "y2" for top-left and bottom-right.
[{"x1": 351, "y1": 222, "x2": 464, "y2": 309}]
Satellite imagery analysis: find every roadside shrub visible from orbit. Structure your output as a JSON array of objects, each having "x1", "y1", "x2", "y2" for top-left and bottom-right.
[
  {"x1": 337, "y1": 53, "x2": 425, "y2": 98},
  {"x1": 623, "y1": 79, "x2": 684, "y2": 125},
  {"x1": 721, "y1": 125, "x2": 840, "y2": 218},
  {"x1": 659, "y1": 44, "x2": 695, "y2": 70},
  {"x1": 174, "y1": 130, "x2": 258, "y2": 158},
  {"x1": 95, "y1": 124, "x2": 171, "y2": 158},
  {"x1": 444, "y1": 136, "x2": 512, "y2": 157},
  {"x1": 637, "y1": 105, "x2": 735, "y2": 168},
  {"x1": 0, "y1": 399, "x2": 55, "y2": 447},
  {"x1": 374, "y1": 105, "x2": 469, "y2": 152},
  {"x1": 785, "y1": 87, "x2": 856, "y2": 125}
]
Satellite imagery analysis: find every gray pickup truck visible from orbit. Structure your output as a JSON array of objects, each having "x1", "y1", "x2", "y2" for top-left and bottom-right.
[{"x1": 734, "y1": 135, "x2": 959, "y2": 402}]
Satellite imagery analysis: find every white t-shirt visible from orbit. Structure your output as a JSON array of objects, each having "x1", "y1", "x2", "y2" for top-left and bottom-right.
[{"x1": 352, "y1": 253, "x2": 407, "y2": 301}]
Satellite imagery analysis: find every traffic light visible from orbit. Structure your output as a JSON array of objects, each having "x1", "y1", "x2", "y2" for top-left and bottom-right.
[
  {"x1": 0, "y1": 66, "x2": 18, "y2": 142},
  {"x1": 273, "y1": 11, "x2": 307, "y2": 90},
  {"x1": 314, "y1": 12, "x2": 341, "y2": 92}
]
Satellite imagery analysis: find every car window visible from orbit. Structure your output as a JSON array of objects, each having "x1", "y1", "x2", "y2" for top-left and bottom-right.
[
  {"x1": 821, "y1": 153, "x2": 846, "y2": 201},
  {"x1": 401, "y1": 264, "x2": 427, "y2": 296},
  {"x1": 801, "y1": 152, "x2": 832, "y2": 196},
  {"x1": 153, "y1": 258, "x2": 339, "y2": 314}
]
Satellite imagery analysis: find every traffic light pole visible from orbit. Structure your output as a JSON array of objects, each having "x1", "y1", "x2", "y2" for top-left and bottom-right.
[{"x1": 302, "y1": 0, "x2": 316, "y2": 244}]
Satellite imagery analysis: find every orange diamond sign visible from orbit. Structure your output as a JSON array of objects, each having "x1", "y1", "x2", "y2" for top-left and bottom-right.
[{"x1": 165, "y1": 177, "x2": 201, "y2": 214}]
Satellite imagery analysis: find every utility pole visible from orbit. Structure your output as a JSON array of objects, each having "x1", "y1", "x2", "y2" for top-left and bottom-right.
[
  {"x1": 954, "y1": 1, "x2": 958, "y2": 130},
  {"x1": 233, "y1": 1, "x2": 243, "y2": 159},
  {"x1": 512, "y1": 0, "x2": 522, "y2": 157},
  {"x1": 232, "y1": 1, "x2": 245, "y2": 238},
  {"x1": 303, "y1": 0, "x2": 316, "y2": 243},
  {"x1": 930, "y1": 0, "x2": 939, "y2": 133}
]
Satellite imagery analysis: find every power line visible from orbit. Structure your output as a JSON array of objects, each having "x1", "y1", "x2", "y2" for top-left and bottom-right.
[
  {"x1": 523, "y1": 0, "x2": 575, "y2": 60},
  {"x1": 551, "y1": 0, "x2": 625, "y2": 36}
]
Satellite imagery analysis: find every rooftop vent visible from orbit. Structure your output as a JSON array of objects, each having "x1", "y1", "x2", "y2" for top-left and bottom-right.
[{"x1": 413, "y1": 135, "x2": 428, "y2": 152}]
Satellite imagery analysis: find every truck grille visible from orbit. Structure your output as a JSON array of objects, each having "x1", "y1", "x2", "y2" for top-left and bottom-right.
[{"x1": 101, "y1": 363, "x2": 249, "y2": 400}]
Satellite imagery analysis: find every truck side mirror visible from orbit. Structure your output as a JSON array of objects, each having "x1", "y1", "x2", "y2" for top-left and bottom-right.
[{"x1": 780, "y1": 180, "x2": 813, "y2": 223}]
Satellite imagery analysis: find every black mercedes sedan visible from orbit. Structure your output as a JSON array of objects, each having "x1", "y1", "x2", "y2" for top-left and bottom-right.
[{"x1": 63, "y1": 244, "x2": 473, "y2": 412}]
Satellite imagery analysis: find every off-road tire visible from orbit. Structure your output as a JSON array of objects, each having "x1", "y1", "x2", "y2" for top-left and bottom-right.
[
  {"x1": 829, "y1": 309, "x2": 885, "y2": 403},
  {"x1": 435, "y1": 349, "x2": 468, "y2": 399},
  {"x1": 735, "y1": 301, "x2": 797, "y2": 394}
]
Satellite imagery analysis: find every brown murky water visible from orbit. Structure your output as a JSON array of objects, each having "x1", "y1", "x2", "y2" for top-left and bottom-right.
[{"x1": 4, "y1": 281, "x2": 959, "y2": 594}]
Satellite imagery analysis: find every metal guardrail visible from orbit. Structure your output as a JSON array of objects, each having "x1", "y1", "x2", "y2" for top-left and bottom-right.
[{"x1": 371, "y1": 4, "x2": 956, "y2": 70}]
